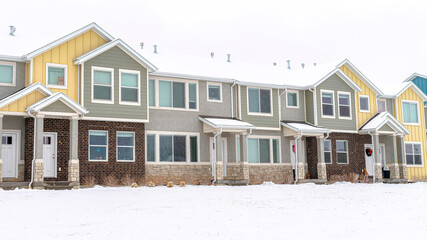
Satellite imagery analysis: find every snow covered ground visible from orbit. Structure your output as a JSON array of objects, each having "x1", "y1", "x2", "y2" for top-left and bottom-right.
[{"x1": 1, "y1": 183, "x2": 427, "y2": 240}]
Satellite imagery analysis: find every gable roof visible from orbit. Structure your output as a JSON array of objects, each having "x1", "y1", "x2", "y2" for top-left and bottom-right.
[
  {"x1": 281, "y1": 121, "x2": 331, "y2": 134},
  {"x1": 359, "y1": 112, "x2": 410, "y2": 135},
  {"x1": 403, "y1": 73, "x2": 427, "y2": 82},
  {"x1": 74, "y1": 38, "x2": 157, "y2": 72},
  {"x1": 0, "y1": 83, "x2": 53, "y2": 109},
  {"x1": 199, "y1": 116, "x2": 255, "y2": 130},
  {"x1": 26, "y1": 92, "x2": 88, "y2": 115},
  {"x1": 393, "y1": 82, "x2": 427, "y2": 101},
  {"x1": 312, "y1": 67, "x2": 362, "y2": 92}
]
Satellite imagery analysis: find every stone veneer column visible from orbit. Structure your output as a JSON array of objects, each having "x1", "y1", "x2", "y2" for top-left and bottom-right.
[
  {"x1": 296, "y1": 137, "x2": 305, "y2": 180},
  {"x1": 239, "y1": 133, "x2": 249, "y2": 181},
  {"x1": 33, "y1": 114, "x2": 44, "y2": 189},
  {"x1": 0, "y1": 114, "x2": 3, "y2": 183},
  {"x1": 68, "y1": 117, "x2": 79, "y2": 188},
  {"x1": 397, "y1": 135, "x2": 407, "y2": 179},
  {"x1": 389, "y1": 134, "x2": 400, "y2": 179},
  {"x1": 316, "y1": 135, "x2": 327, "y2": 180},
  {"x1": 372, "y1": 133, "x2": 382, "y2": 182},
  {"x1": 215, "y1": 132, "x2": 224, "y2": 181}
]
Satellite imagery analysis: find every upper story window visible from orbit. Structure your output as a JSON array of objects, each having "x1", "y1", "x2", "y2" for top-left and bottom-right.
[
  {"x1": 286, "y1": 90, "x2": 299, "y2": 108},
  {"x1": 46, "y1": 63, "x2": 67, "y2": 89},
  {"x1": 402, "y1": 100, "x2": 419, "y2": 125},
  {"x1": 248, "y1": 87, "x2": 271, "y2": 115},
  {"x1": 92, "y1": 66, "x2": 114, "y2": 104},
  {"x1": 119, "y1": 69, "x2": 140, "y2": 105},
  {"x1": 321, "y1": 90, "x2": 334, "y2": 118},
  {"x1": 149, "y1": 79, "x2": 155, "y2": 106},
  {"x1": 359, "y1": 95, "x2": 370, "y2": 112},
  {"x1": 150, "y1": 79, "x2": 198, "y2": 111},
  {"x1": 338, "y1": 91, "x2": 351, "y2": 119},
  {"x1": 207, "y1": 82, "x2": 222, "y2": 102},
  {"x1": 0, "y1": 61, "x2": 15, "y2": 86},
  {"x1": 377, "y1": 99, "x2": 386, "y2": 113}
]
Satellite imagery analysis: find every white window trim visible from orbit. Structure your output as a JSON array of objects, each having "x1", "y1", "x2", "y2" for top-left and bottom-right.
[
  {"x1": 46, "y1": 63, "x2": 68, "y2": 89},
  {"x1": 336, "y1": 140, "x2": 349, "y2": 164},
  {"x1": 88, "y1": 130, "x2": 108, "y2": 162},
  {"x1": 119, "y1": 69, "x2": 141, "y2": 106},
  {"x1": 0, "y1": 61, "x2": 16, "y2": 87},
  {"x1": 359, "y1": 95, "x2": 370, "y2": 113},
  {"x1": 377, "y1": 98, "x2": 387, "y2": 113},
  {"x1": 247, "y1": 135, "x2": 281, "y2": 164},
  {"x1": 286, "y1": 90, "x2": 299, "y2": 108},
  {"x1": 247, "y1": 87, "x2": 273, "y2": 116},
  {"x1": 401, "y1": 100, "x2": 420, "y2": 126},
  {"x1": 324, "y1": 139, "x2": 332, "y2": 164},
  {"x1": 116, "y1": 131, "x2": 136, "y2": 162},
  {"x1": 145, "y1": 131, "x2": 200, "y2": 163},
  {"x1": 206, "y1": 82, "x2": 223, "y2": 103},
  {"x1": 149, "y1": 79, "x2": 156, "y2": 107},
  {"x1": 338, "y1": 91, "x2": 352, "y2": 120},
  {"x1": 150, "y1": 78, "x2": 199, "y2": 112},
  {"x1": 405, "y1": 141, "x2": 424, "y2": 167},
  {"x1": 320, "y1": 89, "x2": 335, "y2": 119},
  {"x1": 91, "y1": 66, "x2": 114, "y2": 104}
]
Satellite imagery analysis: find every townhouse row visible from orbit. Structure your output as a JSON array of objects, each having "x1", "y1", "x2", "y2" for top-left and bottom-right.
[{"x1": 1, "y1": 23, "x2": 427, "y2": 188}]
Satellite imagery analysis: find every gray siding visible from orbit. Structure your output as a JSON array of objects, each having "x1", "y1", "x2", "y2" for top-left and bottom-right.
[
  {"x1": 305, "y1": 90, "x2": 314, "y2": 124},
  {"x1": 240, "y1": 86, "x2": 280, "y2": 129},
  {"x1": 0, "y1": 61, "x2": 26, "y2": 100},
  {"x1": 281, "y1": 89, "x2": 306, "y2": 122},
  {"x1": 316, "y1": 74, "x2": 357, "y2": 131},
  {"x1": 386, "y1": 98, "x2": 394, "y2": 115},
  {"x1": 84, "y1": 46, "x2": 148, "y2": 120},
  {"x1": 41, "y1": 101, "x2": 75, "y2": 113},
  {"x1": 379, "y1": 124, "x2": 394, "y2": 132}
]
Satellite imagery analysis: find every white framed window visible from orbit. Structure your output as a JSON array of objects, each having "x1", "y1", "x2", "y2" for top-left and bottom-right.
[
  {"x1": 89, "y1": 130, "x2": 108, "y2": 162},
  {"x1": 153, "y1": 79, "x2": 198, "y2": 111},
  {"x1": 119, "y1": 69, "x2": 140, "y2": 105},
  {"x1": 286, "y1": 90, "x2": 299, "y2": 108},
  {"x1": 338, "y1": 91, "x2": 351, "y2": 119},
  {"x1": 324, "y1": 140, "x2": 332, "y2": 164},
  {"x1": 321, "y1": 90, "x2": 335, "y2": 118},
  {"x1": 405, "y1": 142, "x2": 423, "y2": 166},
  {"x1": 207, "y1": 82, "x2": 222, "y2": 102},
  {"x1": 247, "y1": 87, "x2": 272, "y2": 115},
  {"x1": 377, "y1": 99, "x2": 386, "y2": 113},
  {"x1": 336, "y1": 140, "x2": 348, "y2": 164},
  {"x1": 116, "y1": 131, "x2": 135, "y2": 162},
  {"x1": 149, "y1": 79, "x2": 155, "y2": 107},
  {"x1": 359, "y1": 95, "x2": 370, "y2": 112},
  {"x1": 91, "y1": 66, "x2": 114, "y2": 104},
  {"x1": 402, "y1": 100, "x2": 419, "y2": 125},
  {"x1": 145, "y1": 131, "x2": 199, "y2": 163},
  {"x1": 46, "y1": 63, "x2": 67, "y2": 89},
  {"x1": 247, "y1": 136, "x2": 280, "y2": 164},
  {"x1": 0, "y1": 61, "x2": 16, "y2": 86}
]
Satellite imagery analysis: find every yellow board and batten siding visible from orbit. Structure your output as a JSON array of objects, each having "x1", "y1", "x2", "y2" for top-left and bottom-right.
[
  {"x1": 340, "y1": 65, "x2": 378, "y2": 128},
  {"x1": 25, "y1": 30, "x2": 106, "y2": 102},
  {"x1": 395, "y1": 87, "x2": 427, "y2": 180},
  {"x1": 0, "y1": 91, "x2": 46, "y2": 112}
]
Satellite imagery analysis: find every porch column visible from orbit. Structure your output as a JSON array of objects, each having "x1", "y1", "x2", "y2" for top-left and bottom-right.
[
  {"x1": 296, "y1": 136, "x2": 305, "y2": 180},
  {"x1": 68, "y1": 117, "x2": 79, "y2": 188},
  {"x1": 33, "y1": 114, "x2": 44, "y2": 189},
  {"x1": 397, "y1": 135, "x2": 407, "y2": 179},
  {"x1": 0, "y1": 114, "x2": 3, "y2": 183},
  {"x1": 372, "y1": 133, "x2": 382, "y2": 182},
  {"x1": 239, "y1": 133, "x2": 249, "y2": 181},
  {"x1": 389, "y1": 134, "x2": 401, "y2": 179},
  {"x1": 215, "y1": 132, "x2": 224, "y2": 181},
  {"x1": 316, "y1": 135, "x2": 327, "y2": 180}
]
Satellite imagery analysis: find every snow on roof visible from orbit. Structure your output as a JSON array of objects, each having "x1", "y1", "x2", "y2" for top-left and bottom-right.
[
  {"x1": 199, "y1": 117, "x2": 255, "y2": 129},
  {"x1": 359, "y1": 112, "x2": 409, "y2": 135},
  {"x1": 281, "y1": 122, "x2": 331, "y2": 133}
]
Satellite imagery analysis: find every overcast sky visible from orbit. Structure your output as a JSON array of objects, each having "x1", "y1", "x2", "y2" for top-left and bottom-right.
[{"x1": 1, "y1": 0, "x2": 427, "y2": 93}]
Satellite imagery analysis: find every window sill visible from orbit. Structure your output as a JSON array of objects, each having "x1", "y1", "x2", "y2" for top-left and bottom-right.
[
  {"x1": 150, "y1": 106, "x2": 199, "y2": 112},
  {"x1": 117, "y1": 160, "x2": 136, "y2": 163},
  {"x1": 0, "y1": 83, "x2": 15, "y2": 87},
  {"x1": 92, "y1": 100, "x2": 114, "y2": 105},
  {"x1": 207, "y1": 99, "x2": 223, "y2": 103},
  {"x1": 47, "y1": 84, "x2": 67, "y2": 89},
  {"x1": 247, "y1": 112, "x2": 273, "y2": 117},
  {"x1": 286, "y1": 105, "x2": 299, "y2": 109},
  {"x1": 403, "y1": 122, "x2": 420, "y2": 126},
  {"x1": 406, "y1": 164, "x2": 424, "y2": 167},
  {"x1": 338, "y1": 117, "x2": 352, "y2": 120},
  {"x1": 336, "y1": 162, "x2": 349, "y2": 165},
  {"x1": 119, "y1": 101, "x2": 141, "y2": 106},
  {"x1": 359, "y1": 110, "x2": 371, "y2": 113},
  {"x1": 321, "y1": 115, "x2": 335, "y2": 119},
  {"x1": 89, "y1": 160, "x2": 108, "y2": 162}
]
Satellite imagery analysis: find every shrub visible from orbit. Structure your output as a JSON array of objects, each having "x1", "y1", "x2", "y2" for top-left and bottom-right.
[
  {"x1": 82, "y1": 175, "x2": 97, "y2": 188},
  {"x1": 102, "y1": 175, "x2": 119, "y2": 186},
  {"x1": 121, "y1": 174, "x2": 135, "y2": 186}
]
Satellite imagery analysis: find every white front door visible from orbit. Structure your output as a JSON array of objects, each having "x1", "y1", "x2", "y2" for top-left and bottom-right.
[
  {"x1": 43, "y1": 133, "x2": 57, "y2": 178},
  {"x1": 2, "y1": 133, "x2": 17, "y2": 178},
  {"x1": 290, "y1": 140, "x2": 305, "y2": 170},
  {"x1": 364, "y1": 144, "x2": 374, "y2": 176}
]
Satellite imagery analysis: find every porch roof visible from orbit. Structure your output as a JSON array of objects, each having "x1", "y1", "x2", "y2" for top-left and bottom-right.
[
  {"x1": 359, "y1": 112, "x2": 410, "y2": 135},
  {"x1": 26, "y1": 92, "x2": 88, "y2": 115},
  {"x1": 281, "y1": 121, "x2": 331, "y2": 136},
  {"x1": 199, "y1": 116, "x2": 255, "y2": 133}
]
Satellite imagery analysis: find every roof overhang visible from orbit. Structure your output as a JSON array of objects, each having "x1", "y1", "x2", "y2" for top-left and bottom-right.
[
  {"x1": 199, "y1": 116, "x2": 255, "y2": 133},
  {"x1": 393, "y1": 82, "x2": 427, "y2": 101},
  {"x1": 0, "y1": 83, "x2": 54, "y2": 109},
  {"x1": 311, "y1": 68, "x2": 362, "y2": 93},
  {"x1": 359, "y1": 112, "x2": 410, "y2": 135},
  {"x1": 281, "y1": 122, "x2": 331, "y2": 136},
  {"x1": 403, "y1": 73, "x2": 427, "y2": 82},
  {"x1": 26, "y1": 92, "x2": 88, "y2": 115}
]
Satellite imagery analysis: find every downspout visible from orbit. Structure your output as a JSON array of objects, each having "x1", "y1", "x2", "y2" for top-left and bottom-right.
[
  {"x1": 27, "y1": 110, "x2": 36, "y2": 188},
  {"x1": 231, "y1": 81, "x2": 237, "y2": 118},
  {"x1": 212, "y1": 127, "x2": 223, "y2": 184},
  {"x1": 368, "y1": 131, "x2": 376, "y2": 183},
  {"x1": 294, "y1": 130, "x2": 303, "y2": 184}
]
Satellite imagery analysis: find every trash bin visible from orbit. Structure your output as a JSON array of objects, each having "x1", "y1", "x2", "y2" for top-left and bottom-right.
[{"x1": 383, "y1": 169, "x2": 390, "y2": 179}]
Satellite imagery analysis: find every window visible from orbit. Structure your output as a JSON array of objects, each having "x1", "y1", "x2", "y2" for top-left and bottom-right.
[
  {"x1": 46, "y1": 63, "x2": 67, "y2": 88},
  {"x1": 286, "y1": 90, "x2": 299, "y2": 108},
  {"x1": 377, "y1": 99, "x2": 386, "y2": 113},
  {"x1": 321, "y1": 90, "x2": 334, "y2": 118},
  {"x1": 92, "y1": 67, "x2": 114, "y2": 103},
  {"x1": 338, "y1": 92, "x2": 351, "y2": 119},
  {"x1": 157, "y1": 80, "x2": 198, "y2": 110},
  {"x1": 189, "y1": 83, "x2": 197, "y2": 109},
  {"x1": 405, "y1": 143, "x2": 423, "y2": 166},
  {"x1": 89, "y1": 131, "x2": 108, "y2": 161},
  {"x1": 119, "y1": 70, "x2": 140, "y2": 105},
  {"x1": 149, "y1": 79, "x2": 155, "y2": 106},
  {"x1": 207, "y1": 83, "x2": 222, "y2": 102},
  {"x1": 147, "y1": 132, "x2": 199, "y2": 163},
  {"x1": 190, "y1": 136, "x2": 198, "y2": 162},
  {"x1": 324, "y1": 140, "x2": 332, "y2": 164},
  {"x1": 248, "y1": 88, "x2": 271, "y2": 114},
  {"x1": 147, "y1": 134, "x2": 155, "y2": 162},
  {"x1": 336, "y1": 140, "x2": 348, "y2": 164},
  {"x1": 0, "y1": 61, "x2": 15, "y2": 86},
  {"x1": 117, "y1": 132, "x2": 135, "y2": 162},
  {"x1": 359, "y1": 95, "x2": 370, "y2": 112},
  {"x1": 248, "y1": 137, "x2": 280, "y2": 163},
  {"x1": 402, "y1": 101, "x2": 419, "y2": 124}
]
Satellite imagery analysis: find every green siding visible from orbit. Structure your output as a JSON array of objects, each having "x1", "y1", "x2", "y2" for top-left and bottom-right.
[
  {"x1": 316, "y1": 73, "x2": 357, "y2": 131},
  {"x1": 41, "y1": 101, "x2": 75, "y2": 113},
  {"x1": 240, "y1": 86, "x2": 280, "y2": 128},
  {"x1": 84, "y1": 46, "x2": 148, "y2": 120},
  {"x1": 305, "y1": 90, "x2": 314, "y2": 124},
  {"x1": 378, "y1": 123, "x2": 394, "y2": 132}
]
